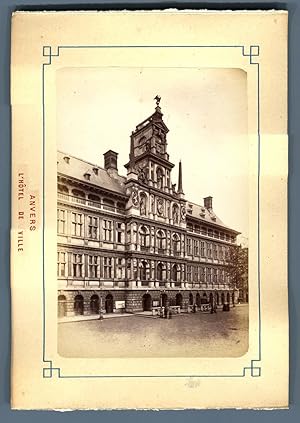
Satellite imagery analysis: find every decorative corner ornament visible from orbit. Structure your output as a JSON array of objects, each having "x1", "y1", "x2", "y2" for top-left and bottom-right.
[
  {"x1": 157, "y1": 198, "x2": 164, "y2": 216},
  {"x1": 181, "y1": 206, "x2": 186, "y2": 221},
  {"x1": 131, "y1": 189, "x2": 139, "y2": 207}
]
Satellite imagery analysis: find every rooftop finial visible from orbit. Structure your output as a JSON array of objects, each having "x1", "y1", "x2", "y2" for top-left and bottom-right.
[
  {"x1": 178, "y1": 160, "x2": 183, "y2": 194},
  {"x1": 154, "y1": 95, "x2": 161, "y2": 107}
]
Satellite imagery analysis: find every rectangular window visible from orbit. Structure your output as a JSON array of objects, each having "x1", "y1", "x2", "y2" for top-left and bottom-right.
[
  {"x1": 225, "y1": 247, "x2": 229, "y2": 260},
  {"x1": 213, "y1": 268, "x2": 218, "y2": 283},
  {"x1": 72, "y1": 254, "x2": 83, "y2": 277},
  {"x1": 71, "y1": 212, "x2": 83, "y2": 237},
  {"x1": 187, "y1": 238, "x2": 192, "y2": 255},
  {"x1": 116, "y1": 258, "x2": 123, "y2": 279},
  {"x1": 57, "y1": 252, "x2": 66, "y2": 276},
  {"x1": 213, "y1": 244, "x2": 218, "y2": 259},
  {"x1": 88, "y1": 216, "x2": 98, "y2": 239},
  {"x1": 219, "y1": 246, "x2": 224, "y2": 260},
  {"x1": 103, "y1": 220, "x2": 112, "y2": 242},
  {"x1": 193, "y1": 240, "x2": 199, "y2": 256},
  {"x1": 195, "y1": 225, "x2": 200, "y2": 234},
  {"x1": 187, "y1": 265, "x2": 192, "y2": 282},
  {"x1": 201, "y1": 226, "x2": 207, "y2": 236},
  {"x1": 207, "y1": 242, "x2": 212, "y2": 258},
  {"x1": 200, "y1": 267, "x2": 205, "y2": 282},
  {"x1": 88, "y1": 255, "x2": 99, "y2": 278},
  {"x1": 207, "y1": 267, "x2": 211, "y2": 283},
  {"x1": 220, "y1": 269, "x2": 224, "y2": 283},
  {"x1": 57, "y1": 209, "x2": 66, "y2": 234},
  {"x1": 104, "y1": 257, "x2": 113, "y2": 278},
  {"x1": 200, "y1": 241, "x2": 206, "y2": 257},
  {"x1": 193, "y1": 266, "x2": 199, "y2": 282},
  {"x1": 116, "y1": 222, "x2": 122, "y2": 243}
]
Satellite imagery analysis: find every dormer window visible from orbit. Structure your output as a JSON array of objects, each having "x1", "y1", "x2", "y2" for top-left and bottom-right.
[
  {"x1": 93, "y1": 167, "x2": 99, "y2": 176},
  {"x1": 63, "y1": 156, "x2": 70, "y2": 164},
  {"x1": 84, "y1": 172, "x2": 91, "y2": 181}
]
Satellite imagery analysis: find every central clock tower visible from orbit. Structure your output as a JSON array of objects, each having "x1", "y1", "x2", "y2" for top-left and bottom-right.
[{"x1": 124, "y1": 97, "x2": 186, "y2": 227}]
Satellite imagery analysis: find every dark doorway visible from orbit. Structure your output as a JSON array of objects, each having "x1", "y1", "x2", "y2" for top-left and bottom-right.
[
  {"x1": 227, "y1": 293, "x2": 230, "y2": 304},
  {"x1": 175, "y1": 293, "x2": 183, "y2": 308},
  {"x1": 189, "y1": 293, "x2": 193, "y2": 305},
  {"x1": 196, "y1": 293, "x2": 201, "y2": 307},
  {"x1": 161, "y1": 293, "x2": 168, "y2": 307},
  {"x1": 161, "y1": 294, "x2": 168, "y2": 307},
  {"x1": 74, "y1": 294, "x2": 84, "y2": 315},
  {"x1": 209, "y1": 293, "x2": 213, "y2": 304},
  {"x1": 58, "y1": 295, "x2": 67, "y2": 317},
  {"x1": 216, "y1": 293, "x2": 220, "y2": 305},
  {"x1": 90, "y1": 294, "x2": 99, "y2": 314},
  {"x1": 142, "y1": 293, "x2": 152, "y2": 311},
  {"x1": 105, "y1": 294, "x2": 114, "y2": 313},
  {"x1": 221, "y1": 293, "x2": 225, "y2": 305},
  {"x1": 232, "y1": 292, "x2": 235, "y2": 305}
]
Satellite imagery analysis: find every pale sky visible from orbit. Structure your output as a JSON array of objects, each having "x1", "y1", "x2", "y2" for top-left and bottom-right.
[{"x1": 56, "y1": 67, "x2": 249, "y2": 241}]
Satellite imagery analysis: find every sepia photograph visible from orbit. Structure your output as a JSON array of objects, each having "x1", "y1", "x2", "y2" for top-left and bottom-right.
[
  {"x1": 56, "y1": 67, "x2": 249, "y2": 358},
  {"x1": 10, "y1": 10, "x2": 288, "y2": 410}
]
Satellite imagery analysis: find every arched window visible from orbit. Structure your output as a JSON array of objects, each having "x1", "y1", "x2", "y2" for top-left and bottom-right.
[
  {"x1": 139, "y1": 226, "x2": 149, "y2": 249},
  {"x1": 172, "y1": 233, "x2": 180, "y2": 255},
  {"x1": 88, "y1": 193, "x2": 100, "y2": 206},
  {"x1": 172, "y1": 264, "x2": 178, "y2": 282},
  {"x1": 103, "y1": 198, "x2": 115, "y2": 212},
  {"x1": 156, "y1": 167, "x2": 164, "y2": 189},
  {"x1": 72, "y1": 189, "x2": 85, "y2": 204},
  {"x1": 156, "y1": 229, "x2": 165, "y2": 250},
  {"x1": 58, "y1": 184, "x2": 69, "y2": 194},
  {"x1": 157, "y1": 263, "x2": 163, "y2": 281}
]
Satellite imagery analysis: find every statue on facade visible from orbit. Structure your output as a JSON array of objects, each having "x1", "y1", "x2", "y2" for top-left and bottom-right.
[
  {"x1": 173, "y1": 204, "x2": 179, "y2": 224},
  {"x1": 140, "y1": 195, "x2": 146, "y2": 215}
]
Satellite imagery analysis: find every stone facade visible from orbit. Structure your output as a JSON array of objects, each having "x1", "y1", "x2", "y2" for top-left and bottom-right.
[{"x1": 57, "y1": 100, "x2": 240, "y2": 317}]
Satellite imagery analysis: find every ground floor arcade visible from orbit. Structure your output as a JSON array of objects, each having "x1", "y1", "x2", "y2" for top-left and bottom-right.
[{"x1": 58, "y1": 288, "x2": 238, "y2": 318}]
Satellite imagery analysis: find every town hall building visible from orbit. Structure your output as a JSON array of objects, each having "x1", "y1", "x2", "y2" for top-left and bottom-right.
[{"x1": 57, "y1": 97, "x2": 240, "y2": 318}]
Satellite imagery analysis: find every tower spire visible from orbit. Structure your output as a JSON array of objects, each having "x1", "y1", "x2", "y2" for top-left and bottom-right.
[{"x1": 178, "y1": 160, "x2": 183, "y2": 194}]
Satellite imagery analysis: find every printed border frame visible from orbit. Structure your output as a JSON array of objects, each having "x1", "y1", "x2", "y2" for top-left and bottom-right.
[{"x1": 42, "y1": 44, "x2": 261, "y2": 379}]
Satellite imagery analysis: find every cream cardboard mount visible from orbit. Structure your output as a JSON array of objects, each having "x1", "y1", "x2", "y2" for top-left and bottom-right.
[{"x1": 10, "y1": 10, "x2": 288, "y2": 409}]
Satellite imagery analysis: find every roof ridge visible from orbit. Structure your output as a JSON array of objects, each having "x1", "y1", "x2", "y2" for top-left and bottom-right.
[{"x1": 57, "y1": 150, "x2": 126, "y2": 180}]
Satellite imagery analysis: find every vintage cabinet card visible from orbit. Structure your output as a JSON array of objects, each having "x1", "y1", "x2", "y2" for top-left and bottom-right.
[{"x1": 10, "y1": 10, "x2": 288, "y2": 409}]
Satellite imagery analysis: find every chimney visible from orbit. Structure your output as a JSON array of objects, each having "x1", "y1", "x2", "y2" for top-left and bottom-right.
[
  {"x1": 104, "y1": 150, "x2": 118, "y2": 177},
  {"x1": 204, "y1": 196, "x2": 213, "y2": 210}
]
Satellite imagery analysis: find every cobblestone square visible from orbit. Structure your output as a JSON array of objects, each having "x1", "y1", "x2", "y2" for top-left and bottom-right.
[{"x1": 58, "y1": 304, "x2": 248, "y2": 358}]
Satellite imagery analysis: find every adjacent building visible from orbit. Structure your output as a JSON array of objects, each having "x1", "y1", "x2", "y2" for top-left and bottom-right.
[{"x1": 57, "y1": 99, "x2": 240, "y2": 317}]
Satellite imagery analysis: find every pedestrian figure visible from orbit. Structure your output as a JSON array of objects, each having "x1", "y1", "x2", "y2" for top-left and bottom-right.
[
  {"x1": 164, "y1": 306, "x2": 168, "y2": 319},
  {"x1": 210, "y1": 296, "x2": 217, "y2": 314},
  {"x1": 193, "y1": 304, "x2": 196, "y2": 313}
]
